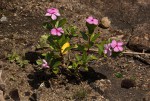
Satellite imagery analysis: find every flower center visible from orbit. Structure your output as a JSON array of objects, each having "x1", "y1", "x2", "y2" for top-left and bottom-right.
[{"x1": 56, "y1": 29, "x2": 60, "y2": 33}]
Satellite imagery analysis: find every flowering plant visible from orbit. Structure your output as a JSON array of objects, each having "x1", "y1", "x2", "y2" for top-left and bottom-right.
[
  {"x1": 36, "y1": 8, "x2": 124, "y2": 77},
  {"x1": 104, "y1": 40, "x2": 123, "y2": 56}
]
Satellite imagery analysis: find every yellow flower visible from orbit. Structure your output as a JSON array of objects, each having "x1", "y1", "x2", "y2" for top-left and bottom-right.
[{"x1": 61, "y1": 42, "x2": 70, "y2": 54}]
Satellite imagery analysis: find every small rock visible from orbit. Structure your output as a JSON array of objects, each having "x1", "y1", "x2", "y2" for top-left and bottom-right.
[
  {"x1": 0, "y1": 90, "x2": 5, "y2": 101},
  {"x1": 9, "y1": 89, "x2": 20, "y2": 101},
  {"x1": 121, "y1": 79, "x2": 136, "y2": 89},
  {"x1": 100, "y1": 17, "x2": 111, "y2": 28},
  {"x1": 127, "y1": 23, "x2": 150, "y2": 52},
  {"x1": 90, "y1": 79, "x2": 111, "y2": 94},
  {"x1": 0, "y1": 15, "x2": 7, "y2": 22}
]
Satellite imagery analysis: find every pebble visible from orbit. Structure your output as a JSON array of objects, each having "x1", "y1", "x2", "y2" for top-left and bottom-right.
[
  {"x1": 100, "y1": 17, "x2": 111, "y2": 28},
  {"x1": 0, "y1": 15, "x2": 7, "y2": 22},
  {"x1": 90, "y1": 79, "x2": 111, "y2": 94}
]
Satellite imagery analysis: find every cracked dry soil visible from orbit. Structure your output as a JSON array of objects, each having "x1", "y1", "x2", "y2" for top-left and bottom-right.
[{"x1": 0, "y1": 0, "x2": 150, "y2": 101}]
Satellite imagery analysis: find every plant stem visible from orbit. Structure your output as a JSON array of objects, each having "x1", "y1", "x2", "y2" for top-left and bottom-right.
[{"x1": 87, "y1": 35, "x2": 90, "y2": 53}]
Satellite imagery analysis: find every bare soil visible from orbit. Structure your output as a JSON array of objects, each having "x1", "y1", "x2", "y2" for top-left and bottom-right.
[{"x1": 0, "y1": 0, "x2": 150, "y2": 101}]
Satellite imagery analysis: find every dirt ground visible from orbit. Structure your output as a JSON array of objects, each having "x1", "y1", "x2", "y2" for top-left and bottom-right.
[{"x1": 0, "y1": 0, "x2": 150, "y2": 101}]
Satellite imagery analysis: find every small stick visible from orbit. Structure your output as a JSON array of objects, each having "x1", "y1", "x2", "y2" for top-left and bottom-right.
[
  {"x1": 122, "y1": 51, "x2": 150, "y2": 56},
  {"x1": 88, "y1": 48, "x2": 150, "y2": 56}
]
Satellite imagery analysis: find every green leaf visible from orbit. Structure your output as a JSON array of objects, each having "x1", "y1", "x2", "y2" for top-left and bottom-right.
[
  {"x1": 42, "y1": 53, "x2": 46, "y2": 56},
  {"x1": 51, "y1": 20, "x2": 57, "y2": 27},
  {"x1": 84, "y1": 66, "x2": 89, "y2": 71},
  {"x1": 48, "y1": 36, "x2": 58, "y2": 49},
  {"x1": 23, "y1": 60, "x2": 29, "y2": 64},
  {"x1": 73, "y1": 62, "x2": 78, "y2": 68},
  {"x1": 90, "y1": 33, "x2": 100, "y2": 42},
  {"x1": 80, "y1": 31, "x2": 88, "y2": 41},
  {"x1": 45, "y1": 52, "x2": 54, "y2": 62},
  {"x1": 77, "y1": 45, "x2": 85, "y2": 51},
  {"x1": 86, "y1": 22, "x2": 97, "y2": 34},
  {"x1": 89, "y1": 41, "x2": 94, "y2": 48},
  {"x1": 52, "y1": 61, "x2": 61, "y2": 68},
  {"x1": 36, "y1": 59, "x2": 43, "y2": 65},
  {"x1": 70, "y1": 26, "x2": 77, "y2": 35},
  {"x1": 115, "y1": 72, "x2": 123, "y2": 78},
  {"x1": 108, "y1": 38, "x2": 112, "y2": 43},
  {"x1": 15, "y1": 56, "x2": 20, "y2": 61},
  {"x1": 38, "y1": 34, "x2": 49, "y2": 48},
  {"x1": 41, "y1": 34, "x2": 49, "y2": 40},
  {"x1": 58, "y1": 18, "x2": 67, "y2": 27},
  {"x1": 82, "y1": 52, "x2": 87, "y2": 62},
  {"x1": 55, "y1": 21, "x2": 59, "y2": 27},
  {"x1": 7, "y1": 53, "x2": 20, "y2": 63},
  {"x1": 58, "y1": 34, "x2": 69, "y2": 46},
  {"x1": 98, "y1": 45, "x2": 104, "y2": 55},
  {"x1": 88, "y1": 55, "x2": 97, "y2": 60},
  {"x1": 64, "y1": 26, "x2": 77, "y2": 38},
  {"x1": 68, "y1": 65, "x2": 73, "y2": 69},
  {"x1": 42, "y1": 22, "x2": 52, "y2": 30},
  {"x1": 75, "y1": 54, "x2": 82, "y2": 61},
  {"x1": 10, "y1": 60, "x2": 14, "y2": 62},
  {"x1": 72, "y1": 33, "x2": 78, "y2": 37},
  {"x1": 97, "y1": 41, "x2": 106, "y2": 55},
  {"x1": 52, "y1": 68, "x2": 59, "y2": 74}
]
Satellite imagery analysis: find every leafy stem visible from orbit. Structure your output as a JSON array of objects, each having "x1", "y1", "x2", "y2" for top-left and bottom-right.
[{"x1": 87, "y1": 34, "x2": 91, "y2": 53}]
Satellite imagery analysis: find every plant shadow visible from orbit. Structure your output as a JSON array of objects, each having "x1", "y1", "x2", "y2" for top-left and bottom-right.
[
  {"x1": 25, "y1": 51, "x2": 44, "y2": 64},
  {"x1": 27, "y1": 66, "x2": 107, "y2": 90},
  {"x1": 27, "y1": 70, "x2": 56, "y2": 90},
  {"x1": 63, "y1": 67, "x2": 107, "y2": 84}
]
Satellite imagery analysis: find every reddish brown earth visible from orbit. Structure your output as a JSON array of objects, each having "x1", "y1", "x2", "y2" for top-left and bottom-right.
[{"x1": 0, "y1": 0, "x2": 150, "y2": 101}]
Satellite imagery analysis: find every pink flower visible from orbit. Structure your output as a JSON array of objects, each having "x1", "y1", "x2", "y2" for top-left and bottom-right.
[
  {"x1": 45, "y1": 8, "x2": 60, "y2": 20},
  {"x1": 50, "y1": 27, "x2": 64, "y2": 36},
  {"x1": 104, "y1": 43, "x2": 112, "y2": 56},
  {"x1": 42, "y1": 59, "x2": 49, "y2": 68},
  {"x1": 111, "y1": 40, "x2": 123, "y2": 52},
  {"x1": 86, "y1": 16, "x2": 99, "y2": 25}
]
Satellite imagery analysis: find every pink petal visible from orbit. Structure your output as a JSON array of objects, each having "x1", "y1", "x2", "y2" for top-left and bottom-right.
[
  {"x1": 108, "y1": 43, "x2": 111, "y2": 47},
  {"x1": 42, "y1": 64, "x2": 46, "y2": 67},
  {"x1": 45, "y1": 66, "x2": 50, "y2": 68},
  {"x1": 86, "y1": 19, "x2": 93, "y2": 24},
  {"x1": 52, "y1": 8, "x2": 58, "y2": 13},
  {"x1": 48, "y1": 8, "x2": 57, "y2": 13},
  {"x1": 86, "y1": 16, "x2": 94, "y2": 24},
  {"x1": 117, "y1": 42, "x2": 123, "y2": 46},
  {"x1": 42, "y1": 64, "x2": 49, "y2": 68},
  {"x1": 88, "y1": 16, "x2": 94, "y2": 20},
  {"x1": 104, "y1": 49, "x2": 107, "y2": 54},
  {"x1": 118, "y1": 46, "x2": 123, "y2": 51},
  {"x1": 60, "y1": 30, "x2": 64, "y2": 33},
  {"x1": 45, "y1": 13, "x2": 51, "y2": 16},
  {"x1": 47, "y1": 8, "x2": 52, "y2": 13},
  {"x1": 111, "y1": 40, "x2": 117, "y2": 48},
  {"x1": 113, "y1": 47, "x2": 119, "y2": 52},
  {"x1": 93, "y1": 19, "x2": 99, "y2": 25},
  {"x1": 57, "y1": 27, "x2": 64, "y2": 33},
  {"x1": 107, "y1": 50, "x2": 112, "y2": 56},
  {"x1": 43, "y1": 59, "x2": 47, "y2": 64},
  {"x1": 104, "y1": 44, "x2": 108, "y2": 49},
  {"x1": 51, "y1": 14, "x2": 57, "y2": 20},
  {"x1": 57, "y1": 32, "x2": 62, "y2": 36},
  {"x1": 55, "y1": 12, "x2": 60, "y2": 16},
  {"x1": 51, "y1": 29, "x2": 57, "y2": 35}
]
